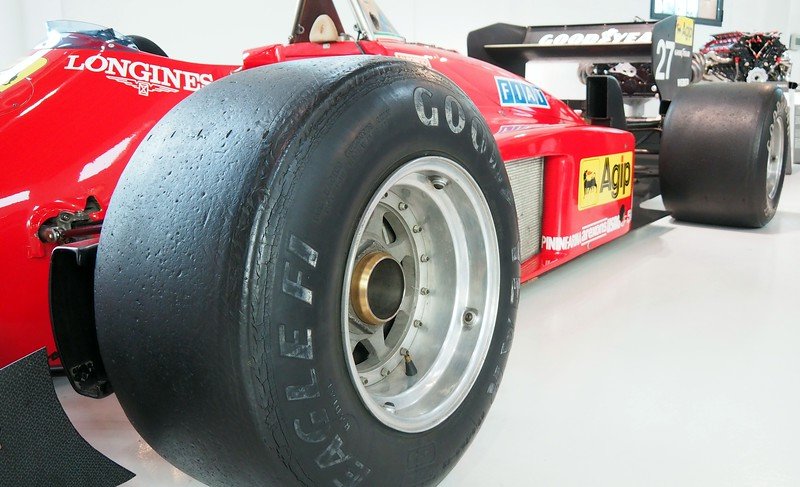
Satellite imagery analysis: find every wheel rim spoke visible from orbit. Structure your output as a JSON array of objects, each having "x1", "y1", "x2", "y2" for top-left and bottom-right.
[
  {"x1": 362, "y1": 331, "x2": 390, "y2": 362},
  {"x1": 362, "y1": 208, "x2": 389, "y2": 246},
  {"x1": 384, "y1": 239, "x2": 411, "y2": 263}
]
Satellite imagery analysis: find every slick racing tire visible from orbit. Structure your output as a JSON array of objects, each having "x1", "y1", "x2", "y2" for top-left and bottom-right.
[
  {"x1": 95, "y1": 57, "x2": 520, "y2": 487},
  {"x1": 659, "y1": 82, "x2": 790, "y2": 228}
]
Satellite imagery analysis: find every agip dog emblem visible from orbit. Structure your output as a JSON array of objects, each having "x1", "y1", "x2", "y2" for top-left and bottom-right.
[{"x1": 578, "y1": 152, "x2": 633, "y2": 210}]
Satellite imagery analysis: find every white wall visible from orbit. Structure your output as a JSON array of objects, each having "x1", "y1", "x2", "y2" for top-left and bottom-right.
[
  {"x1": 787, "y1": 0, "x2": 800, "y2": 83},
  {"x1": 57, "y1": 0, "x2": 291, "y2": 65},
  {"x1": 0, "y1": 0, "x2": 24, "y2": 67},
  {"x1": 1, "y1": 0, "x2": 797, "y2": 72}
]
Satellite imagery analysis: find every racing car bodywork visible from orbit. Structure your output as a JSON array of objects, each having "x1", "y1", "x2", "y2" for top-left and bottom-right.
[
  {"x1": 0, "y1": 1, "x2": 791, "y2": 486},
  {"x1": 0, "y1": 25, "x2": 236, "y2": 368},
  {"x1": 1, "y1": 7, "x2": 633, "y2": 369}
]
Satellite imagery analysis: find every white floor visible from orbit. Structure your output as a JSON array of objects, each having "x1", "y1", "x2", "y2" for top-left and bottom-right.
[{"x1": 58, "y1": 170, "x2": 800, "y2": 487}]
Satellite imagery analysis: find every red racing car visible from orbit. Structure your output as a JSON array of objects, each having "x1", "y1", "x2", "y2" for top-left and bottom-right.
[{"x1": 0, "y1": 0, "x2": 791, "y2": 485}]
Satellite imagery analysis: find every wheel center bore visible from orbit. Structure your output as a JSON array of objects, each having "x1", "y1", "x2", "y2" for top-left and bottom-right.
[{"x1": 350, "y1": 251, "x2": 405, "y2": 326}]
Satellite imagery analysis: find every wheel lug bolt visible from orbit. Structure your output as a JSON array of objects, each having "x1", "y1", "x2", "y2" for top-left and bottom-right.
[
  {"x1": 381, "y1": 367, "x2": 390, "y2": 377},
  {"x1": 420, "y1": 254, "x2": 430, "y2": 263},
  {"x1": 413, "y1": 320, "x2": 422, "y2": 328},
  {"x1": 429, "y1": 176, "x2": 449, "y2": 190},
  {"x1": 420, "y1": 287, "x2": 430, "y2": 296},
  {"x1": 412, "y1": 225, "x2": 422, "y2": 233},
  {"x1": 361, "y1": 376, "x2": 368, "y2": 385},
  {"x1": 398, "y1": 202, "x2": 408, "y2": 211}
]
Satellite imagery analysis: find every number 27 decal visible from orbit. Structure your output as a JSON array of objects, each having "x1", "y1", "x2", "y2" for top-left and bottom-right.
[{"x1": 655, "y1": 39, "x2": 675, "y2": 81}]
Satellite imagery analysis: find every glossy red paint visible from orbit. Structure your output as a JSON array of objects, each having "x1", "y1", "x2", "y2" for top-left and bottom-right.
[
  {"x1": 0, "y1": 42, "x2": 235, "y2": 367},
  {"x1": 496, "y1": 125, "x2": 635, "y2": 281},
  {"x1": 0, "y1": 32, "x2": 632, "y2": 367}
]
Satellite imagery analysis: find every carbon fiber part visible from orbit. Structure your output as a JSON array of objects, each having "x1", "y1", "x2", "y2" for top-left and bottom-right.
[{"x1": 0, "y1": 349, "x2": 134, "y2": 487}]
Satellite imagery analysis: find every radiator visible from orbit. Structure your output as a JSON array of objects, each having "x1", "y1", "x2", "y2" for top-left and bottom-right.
[{"x1": 504, "y1": 157, "x2": 545, "y2": 262}]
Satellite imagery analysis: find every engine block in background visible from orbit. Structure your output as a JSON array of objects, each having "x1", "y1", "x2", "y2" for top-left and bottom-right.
[{"x1": 702, "y1": 32, "x2": 792, "y2": 83}]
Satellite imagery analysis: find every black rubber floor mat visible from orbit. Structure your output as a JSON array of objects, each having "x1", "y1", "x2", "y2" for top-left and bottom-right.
[{"x1": 0, "y1": 349, "x2": 135, "y2": 487}]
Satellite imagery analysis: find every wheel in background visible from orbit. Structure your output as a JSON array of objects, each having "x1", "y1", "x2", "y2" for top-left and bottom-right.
[{"x1": 660, "y1": 82, "x2": 789, "y2": 228}]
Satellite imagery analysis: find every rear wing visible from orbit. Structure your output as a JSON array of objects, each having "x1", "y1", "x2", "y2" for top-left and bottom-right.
[{"x1": 468, "y1": 16, "x2": 695, "y2": 103}]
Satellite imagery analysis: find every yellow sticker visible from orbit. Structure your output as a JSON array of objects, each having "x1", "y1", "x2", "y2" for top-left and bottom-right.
[
  {"x1": 578, "y1": 152, "x2": 633, "y2": 211},
  {"x1": 0, "y1": 55, "x2": 47, "y2": 93},
  {"x1": 675, "y1": 17, "x2": 695, "y2": 46}
]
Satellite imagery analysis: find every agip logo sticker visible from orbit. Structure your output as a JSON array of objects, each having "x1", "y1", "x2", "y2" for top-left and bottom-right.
[
  {"x1": 675, "y1": 17, "x2": 695, "y2": 46},
  {"x1": 578, "y1": 152, "x2": 633, "y2": 210},
  {"x1": 495, "y1": 77, "x2": 550, "y2": 109}
]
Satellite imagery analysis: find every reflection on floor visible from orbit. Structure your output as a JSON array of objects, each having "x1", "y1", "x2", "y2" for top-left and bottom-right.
[{"x1": 58, "y1": 170, "x2": 800, "y2": 487}]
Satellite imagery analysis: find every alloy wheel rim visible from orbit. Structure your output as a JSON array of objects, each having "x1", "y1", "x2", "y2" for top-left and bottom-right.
[
  {"x1": 341, "y1": 156, "x2": 500, "y2": 433},
  {"x1": 766, "y1": 115, "x2": 785, "y2": 200}
]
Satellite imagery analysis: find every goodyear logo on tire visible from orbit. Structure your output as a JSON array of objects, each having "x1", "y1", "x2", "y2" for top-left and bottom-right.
[{"x1": 578, "y1": 152, "x2": 633, "y2": 210}]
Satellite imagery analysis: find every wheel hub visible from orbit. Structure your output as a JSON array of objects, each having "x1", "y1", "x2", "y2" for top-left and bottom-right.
[{"x1": 350, "y1": 252, "x2": 405, "y2": 326}]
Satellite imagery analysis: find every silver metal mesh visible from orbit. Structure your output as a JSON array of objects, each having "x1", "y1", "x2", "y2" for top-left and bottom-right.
[{"x1": 505, "y1": 157, "x2": 545, "y2": 262}]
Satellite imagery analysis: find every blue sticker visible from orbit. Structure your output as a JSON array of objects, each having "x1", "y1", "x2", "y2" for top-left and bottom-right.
[{"x1": 495, "y1": 77, "x2": 550, "y2": 109}]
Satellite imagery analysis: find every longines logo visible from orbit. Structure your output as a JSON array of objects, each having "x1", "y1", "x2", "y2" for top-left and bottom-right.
[{"x1": 64, "y1": 54, "x2": 214, "y2": 96}]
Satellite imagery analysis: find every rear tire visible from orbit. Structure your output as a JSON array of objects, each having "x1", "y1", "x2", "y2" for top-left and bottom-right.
[
  {"x1": 95, "y1": 57, "x2": 519, "y2": 487},
  {"x1": 659, "y1": 83, "x2": 789, "y2": 227}
]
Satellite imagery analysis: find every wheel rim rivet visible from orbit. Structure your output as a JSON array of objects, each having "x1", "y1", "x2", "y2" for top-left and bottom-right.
[
  {"x1": 412, "y1": 225, "x2": 422, "y2": 233},
  {"x1": 398, "y1": 202, "x2": 408, "y2": 211},
  {"x1": 413, "y1": 320, "x2": 422, "y2": 328},
  {"x1": 381, "y1": 368, "x2": 390, "y2": 377},
  {"x1": 361, "y1": 376, "x2": 368, "y2": 385},
  {"x1": 420, "y1": 254, "x2": 430, "y2": 263},
  {"x1": 462, "y1": 309, "x2": 477, "y2": 328},
  {"x1": 420, "y1": 287, "x2": 430, "y2": 296}
]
